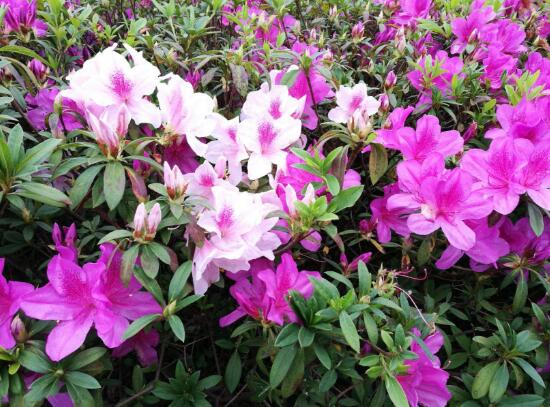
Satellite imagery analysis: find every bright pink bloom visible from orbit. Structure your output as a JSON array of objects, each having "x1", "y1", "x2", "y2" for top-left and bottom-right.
[
  {"x1": 163, "y1": 138, "x2": 199, "y2": 174},
  {"x1": 485, "y1": 98, "x2": 550, "y2": 145},
  {"x1": 157, "y1": 74, "x2": 216, "y2": 157},
  {"x1": 499, "y1": 217, "x2": 550, "y2": 269},
  {"x1": 370, "y1": 184, "x2": 410, "y2": 243},
  {"x1": 112, "y1": 329, "x2": 160, "y2": 367},
  {"x1": 393, "y1": 0, "x2": 432, "y2": 25},
  {"x1": 396, "y1": 328, "x2": 451, "y2": 407},
  {"x1": 25, "y1": 88, "x2": 82, "y2": 132},
  {"x1": 220, "y1": 254, "x2": 319, "y2": 326},
  {"x1": 436, "y1": 218, "x2": 509, "y2": 270},
  {"x1": 375, "y1": 107, "x2": 414, "y2": 149},
  {"x1": 0, "y1": 259, "x2": 34, "y2": 349},
  {"x1": 393, "y1": 115, "x2": 463, "y2": 163},
  {"x1": 480, "y1": 19, "x2": 526, "y2": 57},
  {"x1": 481, "y1": 47, "x2": 517, "y2": 90},
  {"x1": 52, "y1": 223, "x2": 78, "y2": 262},
  {"x1": 450, "y1": 6, "x2": 495, "y2": 54},
  {"x1": 1, "y1": 0, "x2": 47, "y2": 37},
  {"x1": 20, "y1": 244, "x2": 161, "y2": 360},
  {"x1": 389, "y1": 168, "x2": 493, "y2": 250},
  {"x1": 328, "y1": 83, "x2": 380, "y2": 124},
  {"x1": 61, "y1": 44, "x2": 161, "y2": 127}
]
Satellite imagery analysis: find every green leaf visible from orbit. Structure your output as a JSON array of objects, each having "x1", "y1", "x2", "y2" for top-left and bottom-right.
[
  {"x1": 98, "y1": 229, "x2": 133, "y2": 244},
  {"x1": 269, "y1": 346, "x2": 297, "y2": 388},
  {"x1": 24, "y1": 374, "x2": 58, "y2": 403},
  {"x1": 17, "y1": 182, "x2": 71, "y2": 207},
  {"x1": 280, "y1": 68, "x2": 300, "y2": 87},
  {"x1": 168, "y1": 315, "x2": 185, "y2": 343},
  {"x1": 327, "y1": 186, "x2": 364, "y2": 213},
  {"x1": 358, "y1": 260, "x2": 371, "y2": 297},
  {"x1": 324, "y1": 174, "x2": 340, "y2": 195},
  {"x1": 369, "y1": 143, "x2": 388, "y2": 185},
  {"x1": 512, "y1": 272, "x2": 527, "y2": 314},
  {"x1": 527, "y1": 203, "x2": 544, "y2": 237},
  {"x1": 149, "y1": 242, "x2": 171, "y2": 265},
  {"x1": 281, "y1": 348, "x2": 304, "y2": 397},
  {"x1": 489, "y1": 363, "x2": 509, "y2": 403},
  {"x1": 0, "y1": 45, "x2": 49, "y2": 65},
  {"x1": 121, "y1": 245, "x2": 140, "y2": 285},
  {"x1": 7, "y1": 124, "x2": 23, "y2": 161},
  {"x1": 65, "y1": 382, "x2": 95, "y2": 407},
  {"x1": 472, "y1": 361, "x2": 500, "y2": 399},
  {"x1": 313, "y1": 343, "x2": 331, "y2": 369},
  {"x1": 275, "y1": 324, "x2": 299, "y2": 347},
  {"x1": 19, "y1": 349, "x2": 52, "y2": 373},
  {"x1": 319, "y1": 370, "x2": 337, "y2": 392},
  {"x1": 363, "y1": 312, "x2": 379, "y2": 345},
  {"x1": 64, "y1": 372, "x2": 101, "y2": 389},
  {"x1": 513, "y1": 358, "x2": 545, "y2": 388},
  {"x1": 103, "y1": 161, "x2": 126, "y2": 210},
  {"x1": 169, "y1": 261, "x2": 192, "y2": 301},
  {"x1": 18, "y1": 138, "x2": 61, "y2": 174},
  {"x1": 225, "y1": 351, "x2": 242, "y2": 393},
  {"x1": 384, "y1": 375, "x2": 409, "y2": 407},
  {"x1": 123, "y1": 314, "x2": 160, "y2": 341},
  {"x1": 339, "y1": 310, "x2": 360, "y2": 353},
  {"x1": 69, "y1": 164, "x2": 104, "y2": 209},
  {"x1": 64, "y1": 347, "x2": 107, "y2": 371},
  {"x1": 498, "y1": 394, "x2": 545, "y2": 407},
  {"x1": 298, "y1": 327, "x2": 315, "y2": 348}
]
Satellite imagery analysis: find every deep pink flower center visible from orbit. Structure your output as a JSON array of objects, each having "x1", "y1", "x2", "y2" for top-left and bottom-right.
[
  {"x1": 111, "y1": 71, "x2": 133, "y2": 101},
  {"x1": 258, "y1": 122, "x2": 278, "y2": 152}
]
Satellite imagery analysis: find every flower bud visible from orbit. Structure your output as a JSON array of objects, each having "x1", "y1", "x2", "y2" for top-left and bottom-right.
[
  {"x1": 10, "y1": 316, "x2": 27, "y2": 343},
  {"x1": 384, "y1": 71, "x2": 396, "y2": 89},
  {"x1": 462, "y1": 122, "x2": 477, "y2": 143},
  {"x1": 329, "y1": 5, "x2": 338, "y2": 20},
  {"x1": 133, "y1": 203, "x2": 147, "y2": 238},
  {"x1": 146, "y1": 203, "x2": 162, "y2": 237},
  {"x1": 351, "y1": 21, "x2": 365, "y2": 42},
  {"x1": 164, "y1": 162, "x2": 187, "y2": 200},
  {"x1": 28, "y1": 59, "x2": 48, "y2": 82}
]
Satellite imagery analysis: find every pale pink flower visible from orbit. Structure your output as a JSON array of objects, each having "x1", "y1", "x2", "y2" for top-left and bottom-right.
[
  {"x1": 328, "y1": 83, "x2": 380, "y2": 124},
  {"x1": 241, "y1": 82, "x2": 305, "y2": 122},
  {"x1": 157, "y1": 74, "x2": 216, "y2": 157},
  {"x1": 61, "y1": 44, "x2": 161, "y2": 126}
]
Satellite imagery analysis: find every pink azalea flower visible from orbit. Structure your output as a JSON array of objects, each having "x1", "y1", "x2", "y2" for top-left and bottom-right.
[
  {"x1": 393, "y1": 115, "x2": 463, "y2": 163},
  {"x1": 52, "y1": 223, "x2": 78, "y2": 262},
  {"x1": 0, "y1": 259, "x2": 34, "y2": 349},
  {"x1": 220, "y1": 253, "x2": 319, "y2": 326},
  {"x1": 436, "y1": 218, "x2": 510, "y2": 270},
  {"x1": 480, "y1": 47, "x2": 517, "y2": 90},
  {"x1": 184, "y1": 160, "x2": 230, "y2": 200},
  {"x1": 480, "y1": 19, "x2": 526, "y2": 57},
  {"x1": 239, "y1": 115, "x2": 302, "y2": 180},
  {"x1": 407, "y1": 51, "x2": 464, "y2": 106},
  {"x1": 20, "y1": 244, "x2": 161, "y2": 361},
  {"x1": 486, "y1": 98, "x2": 550, "y2": 145},
  {"x1": 112, "y1": 329, "x2": 160, "y2": 367},
  {"x1": 396, "y1": 328, "x2": 451, "y2": 407},
  {"x1": 370, "y1": 184, "x2": 410, "y2": 243},
  {"x1": 192, "y1": 185, "x2": 281, "y2": 294},
  {"x1": 328, "y1": 83, "x2": 380, "y2": 124},
  {"x1": 461, "y1": 138, "x2": 532, "y2": 214},
  {"x1": 499, "y1": 217, "x2": 550, "y2": 270},
  {"x1": 61, "y1": 43, "x2": 161, "y2": 127},
  {"x1": 375, "y1": 107, "x2": 414, "y2": 149},
  {"x1": 518, "y1": 141, "x2": 550, "y2": 210},
  {"x1": 524, "y1": 53, "x2": 550, "y2": 91},
  {"x1": 241, "y1": 82, "x2": 305, "y2": 123},
  {"x1": 157, "y1": 74, "x2": 216, "y2": 157},
  {"x1": 450, "y1": 6, "x2": 495, "y2": 54},
  {"x1": 1, "y1": 0, "x2": 47, "y2": 37},
  {"x1": 389, "y1": 167, "x2": 493, "y2": 251},
  {"x1": 393, "y1": 0, "x2": 432, "y2": 25},
  {"x1": 205, "y1": 114, "x2": 248, "y2": 185}
]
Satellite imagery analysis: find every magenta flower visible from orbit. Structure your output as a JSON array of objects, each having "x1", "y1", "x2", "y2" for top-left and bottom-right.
[
  {"x1": 436, "y1": 218, "x2": 509, "y2": 270},
  {"x1": 370, "y1": 184, "x2": 411, "y2": 243},
  {"x1": 480, "y1": 19, "x2": 526, "y2": 57},
  {"x1": 393, "y1": 115, "x2": 463, "y2": 163},
  {"x1": 20, "y1": 244, "x2": 161, "y2": 361},
  {"x1": 396, "y1": 328, "x2": 451, "y2": 407},
  {"x1": 499, "y1": 217, "x2": 550, "y2": 270},
  {"x1": 25, "y1": 88, "x2": 82, "y2": 132},
  {"x1": 450, "y1": 6, "x2": 494, "y2": 54},
  {"x1": 375, "y1": 107, "x2": 414, "y2": 149},
  {"x1": 112, "y1": 329, "x2": 160, "y2": 367},
  {"x1": 163, "y1": 138, "x2": 199, "y2": 174},
  {"x1": 0, "y1": 259, "x2": 34, "y2": 349},
  {"x1": 1, "y1": 0, "x2": 47, "y2": 37},
  {"x1": 481, "y1": 47, "x2": 517, "y2": 90},
  {"x1": 52, "y1": 223, "x2": 78, "y2": 262},
  {"x1": 389, "y1": 167, "x2": 493, "y2": 250},
  {"x1": 220, "y1": 254, "x2": 319, "y2": 326},
  {"x1": 407, "y1": 51, "x2": 463, "y2": 107},
  {"x1": 393, "y1": 0, "x2": 432, "y2": 25},
  {"x1": 485, "y1": 98, "x2": 550, "y2": 144}
]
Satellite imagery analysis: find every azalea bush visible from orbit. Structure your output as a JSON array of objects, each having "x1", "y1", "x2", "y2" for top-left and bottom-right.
[{"x1": 0, "y1": 0, "x2": 549, "y2": 405}]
